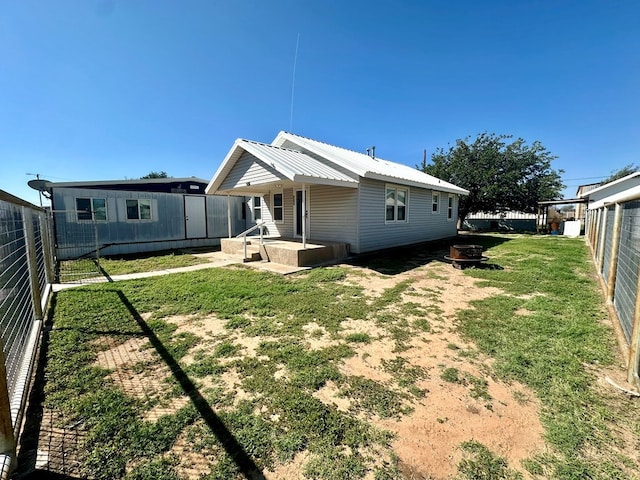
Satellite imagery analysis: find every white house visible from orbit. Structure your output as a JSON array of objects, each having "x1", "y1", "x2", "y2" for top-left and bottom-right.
[{"x1": 206, "y1": 132, "x2": 468, "y2": 256}]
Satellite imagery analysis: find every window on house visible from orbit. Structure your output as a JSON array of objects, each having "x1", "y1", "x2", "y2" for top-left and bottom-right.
[
  {"x1": 76, "y1": 198, "x2": 106, "y2": 221},
  {"x1": 253, "y1": 196, "x2": 262, "y2": 220},
  {"x1": 385, "y1": 186, "x2": 408, "y2": 223},
  {"x1": 126, "y1": 199, "x2": 152, "y2": 220},
  {"x1": 448, "y1": 195, "x2": 454, "y2": 220},
  {"x1": 273, "y1": 193, "x2": 283, "y2": 222},
  {"x1": 432, "y1": 193, "x2": 439, "y2": 213}
]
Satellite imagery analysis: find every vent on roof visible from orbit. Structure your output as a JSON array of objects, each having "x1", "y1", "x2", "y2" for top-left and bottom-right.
[{"x1": 365, "y1": 145, "x2": 376, "y2": 159}]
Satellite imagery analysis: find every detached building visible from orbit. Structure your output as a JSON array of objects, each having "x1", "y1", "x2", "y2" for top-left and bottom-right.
[{"x1": 48, "y1": 177, "x2": 245, "y2": 260}]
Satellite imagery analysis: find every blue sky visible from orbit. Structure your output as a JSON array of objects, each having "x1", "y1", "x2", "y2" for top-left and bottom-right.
[{"x1": 2, "y1": 0, "x2": 638, "y2": 206}]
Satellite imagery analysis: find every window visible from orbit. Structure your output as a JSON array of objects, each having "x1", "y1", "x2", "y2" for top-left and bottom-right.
[
  {"x1": 432, "y1": 193, "x2": 439, "y2": 213},
  {"x1": 447, "y1": 195, "x2": 454, "y2": 220},
  {"x1": 385, "y1": 186, "x2": 408, "y2": 223},
  {"x1": 126, "y1": 199, "x2": 152, "y2": 220},
  {"x1": 253, "y1": 197, "x2": 262, "y2": 220},
  {"x1": 273, "y1": 193, "x2": 283, "y2": 222},
  {"x1": 76, "y1": 198, "x2": 106, "y2": 221}
]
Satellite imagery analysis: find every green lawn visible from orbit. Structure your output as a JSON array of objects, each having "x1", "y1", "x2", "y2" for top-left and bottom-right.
[{"x1": 40, "y1": 235, "x2": 639, "y2": 479}]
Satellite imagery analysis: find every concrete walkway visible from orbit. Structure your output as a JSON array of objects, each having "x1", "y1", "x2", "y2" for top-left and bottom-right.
[{"x1": 52, "y1": 252, "x2": 309, "y2": 292}]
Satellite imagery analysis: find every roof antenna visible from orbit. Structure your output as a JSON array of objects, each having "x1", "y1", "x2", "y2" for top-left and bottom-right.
[
  {"x1": 372, "y1": 146, "x2": 375, "y2": 159},
  {"x1": 366, "y1": 148, "x2": 370, "y2": 156},
  {"x1": 289, "y1": 32, "x2": 300, "y2": 132}
]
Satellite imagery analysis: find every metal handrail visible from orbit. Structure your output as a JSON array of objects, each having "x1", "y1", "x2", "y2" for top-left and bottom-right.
[{"x1": 235, "y1": 222, "x2": 265, "y2": 260}]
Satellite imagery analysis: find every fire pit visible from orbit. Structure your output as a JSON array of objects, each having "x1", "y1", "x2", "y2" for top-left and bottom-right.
[{"x1": 444, "y1": 244, "x2": 489, "y2": 269}]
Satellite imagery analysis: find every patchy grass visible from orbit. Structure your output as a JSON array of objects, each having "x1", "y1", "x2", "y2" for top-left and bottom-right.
[
  {"x1": 458, "y1": 235, "x2": 635, "y2": 478},
  {"x1": 38, "y1": 234, "x2": 640, "y2": 479}
]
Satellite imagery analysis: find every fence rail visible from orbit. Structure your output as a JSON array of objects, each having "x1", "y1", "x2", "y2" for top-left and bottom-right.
[
  {"x1": 586, "y1": 195, "x2": 640, "y2": 388},
  {"x1": 0, "y1": 190, "x2": 54, "y2": 476}
]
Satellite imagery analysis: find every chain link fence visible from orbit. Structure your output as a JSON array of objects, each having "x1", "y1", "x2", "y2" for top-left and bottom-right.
[{"x1": 0, "y1": 190, "x2": 54, "y2": 476}]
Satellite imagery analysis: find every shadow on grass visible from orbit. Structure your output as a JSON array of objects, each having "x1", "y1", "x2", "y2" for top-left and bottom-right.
[
  {"x1": 115, "y1": 289, "x2": 265, "y2": 480},
  {"x1": 347, "y1": 234, "x2": 511, "y2": 275},
  {"x1": 17, "y1": 290, "x2": 265, "y2": 480}
]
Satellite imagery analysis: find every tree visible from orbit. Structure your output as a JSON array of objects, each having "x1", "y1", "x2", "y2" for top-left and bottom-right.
[
  {"x1": 421, "y1": 133, "x2": 564, "y2": 227},
  {"x1": 140, "y1": 171, "x2": 169, "y2": 179},
  {"x1": 600, "y1": 164, "x2": 638, "y2": 185}
]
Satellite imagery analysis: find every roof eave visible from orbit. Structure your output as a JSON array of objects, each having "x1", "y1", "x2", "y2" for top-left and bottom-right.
[{"x1": 363, "y1": 172, "x2": 469, "y2": 195}]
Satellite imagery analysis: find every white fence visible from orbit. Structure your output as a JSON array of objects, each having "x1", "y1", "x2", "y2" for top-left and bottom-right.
[{"x1": 0, "y1": 190, "x2": 54, "y2": 476}]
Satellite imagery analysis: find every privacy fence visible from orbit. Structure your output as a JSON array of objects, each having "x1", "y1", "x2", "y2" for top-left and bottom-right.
[
  {"x1": 0, "y1": 190, "x2": 54, "y2": 477},
  {"x1": 586, "y1": 193, "x2": 640, "y2": 388}
]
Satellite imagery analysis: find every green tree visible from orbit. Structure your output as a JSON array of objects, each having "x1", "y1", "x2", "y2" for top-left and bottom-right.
[
  {"x1": 421, "y1": 133, "x2": 564, "y2": 227},
  {"x1": 140, "y1": 171, "x2": 169, "y2": 179},
  {"x1": 600, "y1": 163, "x2": 638, "y2": 184}
]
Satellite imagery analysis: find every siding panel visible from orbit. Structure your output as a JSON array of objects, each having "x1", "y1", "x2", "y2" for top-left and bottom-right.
[
  {"x1": 358, "y1": 179, "x2": 458, "y2": 253},
  {"x1": 307, "y1": 185, "x2": 358, "y2": 248},
  {"x1": 220, "y1": 152, "x2": 285, "y2": 190}
]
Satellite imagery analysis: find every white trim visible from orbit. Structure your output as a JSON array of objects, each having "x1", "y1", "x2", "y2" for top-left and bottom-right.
[
  {"x1": 125, "y1": 198, "x2": 152, "y2": 221},
  {"x1": 272, "y1": 191, "x2": 284, "y2": 224},
  {"x1": 432, "y1": 192, "x2": 440, "y2": 214},
  {"x1": 384, "y1": 184, "x2": 409, "y2": 224},
  {"x1": 447, "y1": 195, "x2": 454, "y2": 221},
  {"x1": 252, "y1": 196, "x2": 262, "y2": 222},
  {"x1": 75, "y1": 196, "x2": 107, "y2": 222}
]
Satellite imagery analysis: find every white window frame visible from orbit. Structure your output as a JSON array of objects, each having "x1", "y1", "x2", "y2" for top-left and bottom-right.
[
  {"x1": 272, "y1": 191, "x2": 284, "y2": 223},
  {"x1": 447, "y1": 195, "x2": 454, "y2": 221},
  {"x1": 252, "y1": 196, "x2": 262, "y2": 221},
  {"x1": 432, "y1": 192, "x2": 440, "y2": 214},
  {"x1": 385, "y1": 184, "x2": 409, "y2": 223},
  {"x1": 76, "y1": 197, "x2": 107, "y2": 222},
  {"x1": 126, "y1": 199, "x2": 152, "y2": 221}
]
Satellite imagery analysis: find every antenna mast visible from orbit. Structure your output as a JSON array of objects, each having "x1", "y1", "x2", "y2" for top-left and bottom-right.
[{"x1": 289, "y1": 33, "x2": 300, "y2": 132}]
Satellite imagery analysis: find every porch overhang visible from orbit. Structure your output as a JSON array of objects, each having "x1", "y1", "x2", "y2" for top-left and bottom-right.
[{"x1": 206, "y1": 138, "x2": 359, "y2": 197}]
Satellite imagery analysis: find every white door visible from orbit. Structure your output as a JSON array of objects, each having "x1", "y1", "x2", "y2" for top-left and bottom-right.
[{"x1": 185, "y1": 196, "x2": 207, "y2": 239}]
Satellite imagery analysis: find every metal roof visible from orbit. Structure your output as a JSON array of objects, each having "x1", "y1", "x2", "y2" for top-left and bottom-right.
[
  {"x1": 272, "y1": 132, "x2": 469, "y2": 195},
  {"x1": 579, "y1": 171, "x2": 640, "y2": 198},
  {"x1": 240, "y1": 140, "x2": 357, "y2": 185},
  {"x1": 207, "y1": 132, "x2": 469, "y2": 196}
]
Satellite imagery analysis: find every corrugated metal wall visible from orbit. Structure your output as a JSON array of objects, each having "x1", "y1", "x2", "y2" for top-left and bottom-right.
[{"x1": 53, "y1": 187, "x2": 245, "y2": 259}]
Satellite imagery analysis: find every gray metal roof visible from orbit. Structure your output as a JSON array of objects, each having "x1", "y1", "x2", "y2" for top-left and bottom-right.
[
  {"x1": 273, "y1": 132, "x2": 469, "y2": 195},
  {"x1": 207, "y1": 132, "x2": 469, "y2": 196},
  {"x1": 240, "y1": 140, "x2": 357, "y2": 184}
]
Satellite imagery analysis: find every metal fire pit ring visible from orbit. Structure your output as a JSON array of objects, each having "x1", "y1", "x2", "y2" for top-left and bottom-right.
[
  {"x1": 445, "y1": 244, "x2": 489, "y2": 269},
  {"x1": 444, "y1": 255, "x2": 489, "y2": 269}
]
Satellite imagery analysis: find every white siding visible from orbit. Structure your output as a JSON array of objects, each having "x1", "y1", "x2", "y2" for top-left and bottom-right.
[
  {"x1": 307, "y1": 185, "x2": 358, "y2": 248},
  {"x1": 219, "y1": 151, "x2": 285, "y2": 190},
  {"x1": 357, "y1": 178, "x2": 458, "y2": 253}
]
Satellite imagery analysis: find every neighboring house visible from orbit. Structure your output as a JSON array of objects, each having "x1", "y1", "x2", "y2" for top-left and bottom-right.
[
  {"x1": 463, "y1": 211, "x2": 537, "y2": 232},
  {"x1": 48, "y1": 178, "x2": 246, "y2": 260},
  {"x1": 206, "y1": 132, "x2": 469, "y2": 255}
]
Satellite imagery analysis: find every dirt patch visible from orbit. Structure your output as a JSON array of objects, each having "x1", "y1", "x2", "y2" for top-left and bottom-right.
[{"x1": 332, "y1": 261, "x2": 545, "y2": 479}]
